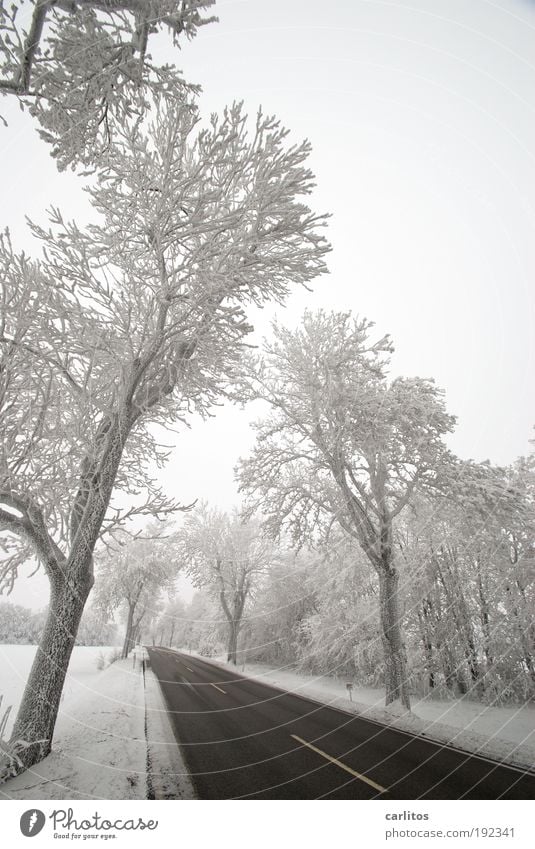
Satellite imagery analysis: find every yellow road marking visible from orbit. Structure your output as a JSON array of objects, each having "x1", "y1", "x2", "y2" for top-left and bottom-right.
[
  {"x1": 210, "y1": 683, "x2": 227, "y2": 694},
  {"x1": 290, "y1": 734, "x2": 386, "y2": 793}
]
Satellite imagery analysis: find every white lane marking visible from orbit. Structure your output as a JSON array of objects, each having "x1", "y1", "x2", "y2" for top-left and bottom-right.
[
  {"x1": 174, "y1": 658, "x2": 194, "y2": 672},
  {"x1": 290, "y1": 734, "x2": 387, "y2": 793},
  {"x1": 210, "y1": 683, "x2": 227, "y2": 694}
]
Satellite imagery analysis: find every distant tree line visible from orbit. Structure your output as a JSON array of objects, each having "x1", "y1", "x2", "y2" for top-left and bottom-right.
[{"x1": 0, "y1": 601, "x2": 117, "y2": 647}]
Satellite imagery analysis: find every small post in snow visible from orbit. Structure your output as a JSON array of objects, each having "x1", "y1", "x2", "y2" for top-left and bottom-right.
[{"x1": 346, "y1": 682, "x2": 353, "y2": 702}]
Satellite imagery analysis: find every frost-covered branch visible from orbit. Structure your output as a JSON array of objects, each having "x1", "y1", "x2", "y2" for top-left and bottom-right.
[{"x1": 0, "y1": 0, "x2": 217, "y2": 168}]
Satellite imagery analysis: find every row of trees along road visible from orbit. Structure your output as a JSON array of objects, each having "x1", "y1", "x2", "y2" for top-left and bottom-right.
[
  {"x1": 236, "y1": 310, "x2": 532, "y2": 710},
  {"x1": 93, "y1": 507, "x2": 273, "y2": 666},
  {"x1": 93, "y1": 528, "x2": 177, "y2": 659},
  {"x1": 112, "y1": 311, "x2": 532, "y2": 709},
  {"x1": 0, "y1": 1, "x2": 330, "y2": 775},
  {"x1": 176, "y1": 504, "x2": 273, "y2": 664},
  {"x1": 93, "y1": 508, "x2": 294, "y2": 671},
  {"x1": 171, "y1": 451, "x2": 534, "y2": 706}
]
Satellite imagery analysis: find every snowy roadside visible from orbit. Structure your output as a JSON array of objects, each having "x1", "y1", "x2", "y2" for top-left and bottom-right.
[
  {"x1": 1, "y1": 652, "x2": 147, "y2": 800},
  {"x1": 144, "y1": 660, "x2": 196, "y2": 799},
  {"x1": 0, "y1": 644, "x2": 120, "y2": 738},
  {"x1": 191, "y1": 652, "x2": 535, "y2": 773}
]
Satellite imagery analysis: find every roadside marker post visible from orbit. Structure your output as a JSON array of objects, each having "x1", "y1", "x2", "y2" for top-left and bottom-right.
[{"x1": 346, "y1": 682, "x2": 353, "y2": 702}]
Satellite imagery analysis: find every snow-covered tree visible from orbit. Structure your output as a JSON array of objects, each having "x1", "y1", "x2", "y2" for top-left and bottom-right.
[
  {"x1": 499, "y1": 454, "x2": 535, "y2": 694},
  {"x1": 241, "y1": 548, "x2": 317, "y2": 668},
  {"x1": 293, "y1": 537, "x2": 382, "y2": 682},
  {"x1": 94, "y1": 532, "x2": 177, "y2": 658},
  {"x1": 155, "y1": 597, "x2": 186, "y2": 648},
  {"x1": 0, "y1": 100, "x2": 329, "y2": 774},
  {"x1": 399, "y1": 459, "x2": 535, "y2": 702},
  {"x1": 243, "y1": 537, "x2": 382, "y2": 682},
  {"x1": 177, "y1": 503, "x2": 273, "y2": 663},
  {"x1": 0, "y1": 0, "x2": 216, "y2": 169},
  {"x1": 75, "y1": 605, "x2": 117, "y2": 646},
  {"x1": 176, "y1": 590, "x2": 224, "y2": 657},
  {"x1": 238, "y1": 310, "x2": 456, "y2": 708},
  {"x1": 0, "y1": 600, "x2": 41, "y2": 643}
]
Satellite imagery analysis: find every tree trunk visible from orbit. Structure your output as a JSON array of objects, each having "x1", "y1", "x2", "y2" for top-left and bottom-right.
[
  {"x1": 417, "y1": 599, "x2": 435, "y2": 691},
  {"x1": 122, "y1": 605, "x2": 135, "y2": 659},
  {"x1": 505, "y1": 582, "x2": 535, "y2": 691},
  {"x1": 464, "y1": 636, "x2": 481, "y2": 687},
  {"x1": 441, "y1": 650, "x2": 457, "y2": 692},
  {"x1": 227, "y1": 622, "x2": 239, "y2": 665},
  {"x1": 378, "y1": 564, "x2": 411, "y2": 709},
  {"x1": 435, "y1": 551, "x2": 482, "y2": 695},
  {"x1": 8, "y1": 568, "x2": 93, "y2": 772},
  {"x1": 477, "y1": 567, "x2": 493, "y2": 676},
  {"x1": 6, "y1": 412, "x2": 132, "y2": 777}
]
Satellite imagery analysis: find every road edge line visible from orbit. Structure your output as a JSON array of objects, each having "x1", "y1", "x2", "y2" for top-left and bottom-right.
[{"x1": 143, "y1": 656, "x2": 197, "y2": 800}]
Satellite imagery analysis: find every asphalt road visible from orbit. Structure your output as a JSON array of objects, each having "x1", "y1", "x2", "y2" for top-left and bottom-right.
[{"x1": 146, "y1": 647, "x2": 535, "y2": 800}]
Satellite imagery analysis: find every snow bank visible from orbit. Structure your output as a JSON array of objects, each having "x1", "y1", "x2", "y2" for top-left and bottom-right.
[
  {"x1": 201, "y1": 655, "x2": 535, "y2": 773},
  {"x1": 0, "y1": 653, "x2": 147, "y2": 800}
]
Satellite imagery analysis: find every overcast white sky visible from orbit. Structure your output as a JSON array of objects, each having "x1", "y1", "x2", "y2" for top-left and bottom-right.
[{"x1": 2, "y1": 0, "x2": 535, "y2": 608}]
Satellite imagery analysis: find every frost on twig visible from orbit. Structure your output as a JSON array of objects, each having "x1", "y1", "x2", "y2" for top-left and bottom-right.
[{"x1": 0, "y1": 0, "x2": 217, "y2": 168}]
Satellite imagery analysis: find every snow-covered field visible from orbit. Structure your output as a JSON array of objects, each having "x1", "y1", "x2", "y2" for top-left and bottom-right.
[
  {"x1": 0, "y1": 644, "x2": 147, "y2": 799},
  {"x1": 0, "y1": 644, "x2": 120, "y2": 739},
  {"x1": 197, "y1": 653, "x2": 535, "y2": 772}
]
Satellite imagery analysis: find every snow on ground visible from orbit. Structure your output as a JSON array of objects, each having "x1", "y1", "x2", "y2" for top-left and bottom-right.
[
  {"x1": 194, "y1": 652, "x2": 535, "y2": 772},
  {"x1": 0, "y1": 645, "x2": 147, "y2": 799},
  {"x1": 2, "y1": 643, "x2": 533, "y2": 799},
  {"x1": 0, "y1": 644, "x2": 120, "y2": 738}
]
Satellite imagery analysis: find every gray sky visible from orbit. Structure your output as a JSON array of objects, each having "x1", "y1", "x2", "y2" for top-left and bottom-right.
[{"x1": 2, "y1": 0, "x2": 535, "y2": 608}]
